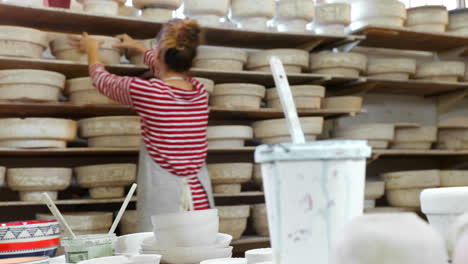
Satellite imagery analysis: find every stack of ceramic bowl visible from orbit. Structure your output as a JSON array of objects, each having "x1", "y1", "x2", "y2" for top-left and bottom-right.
[
  {"x1": 133, "y1": 0, "x2": 180, "y2": 22},
  {"x1": 0, "y1": 220, "x2": 60, "y2": 259},
  {"x1": 438, "y1": 117, "x2": 468, "y2": 150},
  {"x1": 331, "y1": 214, "x2": 447, "y2": 264},
  {"x1": 194, "y1": 77, "x2": 215, "y2": 99},
  {"x1": 208, "y1": 163, "x2": 253, "y2": 194},
  {"x1": 115, "y1": 232, "x2": 154, "y2": 255},
  {"x1": 0, "y1": 118, "x2": 77, "y2": 149},
  {"x1": 247, "y1": 49, "x2": 309, "y2": 74},
  {"x1": 120, "y1": 210, "x2": 137, "y2": 235},
  {"x1": 194, "y1": 46, "x2": 248, "y2": 72},
  {"x1": 348, "y1": 0, "x2": 407, "y2": 31},
  {"x1": 382, "y1": 170, "x2": 440, "y2": 209},
  {"x1": 314, "y1": 2, "x2": 351, "y2": 35},
  {"x1": 332, "y1": 123, "x2": 395, "y2": 149},
  {"x1": 217, "y1": 206, "x2": 250, "y2": 240},
  {"x1": 126, "y1": 39, "x2": 154, "y2": 66},
  {"x1": 51, "y1": 35, "x2": 121, "y2": 64},
  {"x1": 81, "y1": 0, "x2": 119, "y2": 16},
  {"x1": 78, "y1": 116, "x2": 141, "y2": 148},
  {"x1": 254, "y1": 117, "x2": 323, "y2": 144},
  {"x1": 211, "y1": 83, "x2": 266, "y2": 109},
  {"x1": 448, "y1": 9, "x2": 468, "y2": 36},
  {"x1": 366, "y1": 58, "x2": 417, "y2": 81},
  {"x1": 251, "y1": 204, "x2": 269, "y2": 236},
  {"x1": 141, "y1": 210, "x2": 233, "y2": 264},
  {"x1": 364, "y1": 181, "x2": 385, "y2": 209},
  {"x1": 405, "y1": 6, "x2": 448, "y2": 33},
  {"x1": 245, "y1": 248, "x2": 272, "y2": 264},
  {"x1": 207, "y1": 126, "x2": 253, "y2": 149},
  {"x1": 0, "y1": 70, "x2": 65, "y2": 102},
  {"x1": 322, "y1": 96, "x2": 363, "y2": 112},
  {"x1": 74, "y1": 163, "x2": 137, "y2": 199},
  {"x1": 0, "y1": 26, "x2": 47, "y2": 58},
  {"x1": 421, "y1": 187, "x2": 468, "y2": 258},
  {"x1": 66, "y1": 77, "x2": 118, "y2": 105},
  {"x1": 415, "y1": 61, "x2": 465, "y2": 83},
  {"x1": 184, "y1": 0, "x2": 230, "y2": 27},
  {"x1": 7, "y1": 168, "x2": 72, "y2": 201},
  {"x1": 274, "y1": 0, "x2": 314, "y2": 32},
  {"x1": 266, "y1": 85, "x2": 325, "y2": 110},
  {"x1": 230, "y1": 0, "x2": 275, "y2": 31},
  {"x1": 310, "y1": 52, "x2": 367, "y2": 77},
  {"x1": 391, "y1": 123, "x2": 437, "y2": 150}
]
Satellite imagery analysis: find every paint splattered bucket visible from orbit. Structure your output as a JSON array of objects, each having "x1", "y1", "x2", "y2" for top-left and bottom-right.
[
  {"x1": 255, "y1": 140, "x2": 371, "y2": 264},
  {"x1": 61, "y1": 234, "x2": 116, "y2": 263}
]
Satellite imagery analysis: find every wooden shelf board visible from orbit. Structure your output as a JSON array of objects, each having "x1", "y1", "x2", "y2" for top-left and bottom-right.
[
  {"x1": 210, "y1": 107, "x2": 361, "y2": 120},
  {"x1": 330, "y1": 77, "x2": 468, "y2": 96},
  {"x1": 0, "y1": 197, "x2": 136, "y2": 207},
  {"x1": 0, "y1": 102, "x2": 359, "y2": 119},
  {"x1": 0, "y1": 56, "x2": 147, "y2": 79},
  {"x1": 190, "y1": 68, "x2": 330, "y2": 87},
  {"x1": 353, "y1": 25, "x2": 468, "y2": 52},
  {"x1": 374, "y1": 149, "x2": 468, "y2": 157},
  {"x1": 0, "y1": 3, "x2": 361, "y2": 50},
  {"x1": 0, "y1": 101, "x2": 136, "y2": 118},
  {"x1": 214, "y1": 191, "x2": 264, "y2": 198},
  {"x1": 0, "y1": 147, "x2": 255, "y2": 156}
]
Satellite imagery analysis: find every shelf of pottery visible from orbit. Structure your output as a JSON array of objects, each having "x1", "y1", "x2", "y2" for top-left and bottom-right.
[
  {"x1": 0, "y1": 0, "x2": 365, "y2": 255},
  {"x1": 3, "y1": 0, "x2": 468, "y2": 256}
]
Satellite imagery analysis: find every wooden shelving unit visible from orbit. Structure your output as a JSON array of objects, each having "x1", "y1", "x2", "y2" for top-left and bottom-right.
[
  {"x1": 0, "y1": 3, "x2": 361, "y2": 50},
  {"x1": 0, "y1": 102, "x2": 359, "y2": 119},
  {"x1": 328, "y1": 77, "x2": 468, "y2": 96}
]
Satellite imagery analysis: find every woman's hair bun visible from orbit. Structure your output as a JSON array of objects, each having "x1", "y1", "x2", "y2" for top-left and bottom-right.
[{"x1": 156, "y1": 19, "x2": 201, "y2": 72}]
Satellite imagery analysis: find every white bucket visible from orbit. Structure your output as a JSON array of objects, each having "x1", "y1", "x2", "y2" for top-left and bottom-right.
[{"x1": 255, "y1": 140, "x2": 371, "y2": 264}]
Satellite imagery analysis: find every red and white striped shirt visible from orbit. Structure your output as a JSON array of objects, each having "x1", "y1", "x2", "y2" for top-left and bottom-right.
[{"x1": 89, "y1": 50, "x2": 210, "y2": 210}]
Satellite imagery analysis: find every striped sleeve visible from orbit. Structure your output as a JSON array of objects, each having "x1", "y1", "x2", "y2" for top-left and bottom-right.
[
  {"x1": 143, "y1": 49, "x2": 157, "y2": 76},
  {"x1": 89, "y1": 63, "x2": 134, "y2": 106}
]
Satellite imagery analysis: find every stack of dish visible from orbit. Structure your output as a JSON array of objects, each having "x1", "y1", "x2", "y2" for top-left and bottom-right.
[
  {"x1": 140, "y1": 210, "x2": 233, "y2": 264},
  {"x1": 0, "y1": 220, "x2": 60, "y2": 259}
]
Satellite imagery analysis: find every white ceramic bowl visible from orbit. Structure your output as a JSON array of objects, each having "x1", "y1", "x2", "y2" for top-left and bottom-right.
[
  {"x1": 152, "y1": 220, "x2": 219, "y2": 247},
  {"x1": 142, "y1": 233, "x2": 232, "y2": 251},
  {"x1": 115, "y1": 232, "x2": 154, "y2": 255},
  {"x1": 151, "y1": 209, "x2": 218, "y2": 229},
  {"x1": 141, "y1": 246, "x2": 233, "y2": 264},
  {"x1": 245, "y1": 248, "x2": 273, "y2": 264},
  {"x1": 127, "y1": 255, "x2": 161, "y2": 264},
  {"x1": 421, "y1": 187, "x2": 468, "y2": 256}
]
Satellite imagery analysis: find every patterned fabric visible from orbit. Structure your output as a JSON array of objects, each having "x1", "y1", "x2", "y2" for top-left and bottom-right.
[{"x1": 89, "y1": 50, "x2": 210, "y2": 210}]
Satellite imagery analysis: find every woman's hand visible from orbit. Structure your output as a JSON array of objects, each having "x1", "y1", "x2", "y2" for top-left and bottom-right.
[
  {"x1": 68, "y1": 32, "x2": 103, "y2": 65},
  {"x1": 114, "y1": 34, "x2": 148, "y2": 55},
  {"x1": 68, "y1": 32, "x2": 103, "y2": 54}
]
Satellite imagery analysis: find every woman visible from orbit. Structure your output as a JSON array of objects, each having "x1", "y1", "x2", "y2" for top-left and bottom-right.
[{"x1": 71, "y1": 19, "x2": 214, "y2": 232}]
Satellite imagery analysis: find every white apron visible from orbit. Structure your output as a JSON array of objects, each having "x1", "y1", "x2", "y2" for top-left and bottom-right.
[{"x1": 136, "y1": 142, "x2": 215, "y2": 232}]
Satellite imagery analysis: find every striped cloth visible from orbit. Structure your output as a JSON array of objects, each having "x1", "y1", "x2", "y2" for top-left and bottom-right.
[{"x1": 89, "y1": 50, "x2": 210, "y2": 210}]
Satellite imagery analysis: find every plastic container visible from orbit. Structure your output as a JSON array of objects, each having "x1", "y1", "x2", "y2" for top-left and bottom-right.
[
  {"x1": 255, "y1": 140, "x2": 371, "y2": 264},
  {"x1": 61, "y1": 234, "x2": 116, "y2": 263}
]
